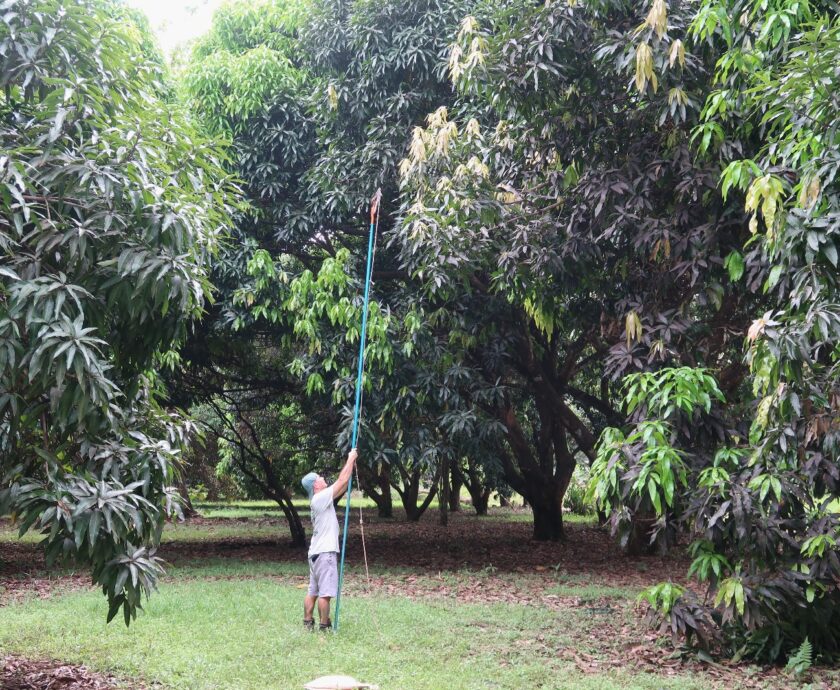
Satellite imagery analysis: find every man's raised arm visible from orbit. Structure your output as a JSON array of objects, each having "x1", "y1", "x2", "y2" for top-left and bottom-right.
[{"x1": 331, "y1": 448, "x2": 358, "y2": 500}]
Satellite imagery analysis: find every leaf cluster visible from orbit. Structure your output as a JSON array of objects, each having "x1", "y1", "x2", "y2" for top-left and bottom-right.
[{"x1": 0, "y1": 0, "x2": 236, "y2": 623}]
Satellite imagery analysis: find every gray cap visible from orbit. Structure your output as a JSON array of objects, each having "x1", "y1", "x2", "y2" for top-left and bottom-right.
[{"x1": 301, "y1": 472, "x2": 318, "y2": 499}]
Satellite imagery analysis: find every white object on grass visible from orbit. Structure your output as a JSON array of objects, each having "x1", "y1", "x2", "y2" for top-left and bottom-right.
[{"x1": 303, "y1": 675, "x2": 379, "y2": 690}]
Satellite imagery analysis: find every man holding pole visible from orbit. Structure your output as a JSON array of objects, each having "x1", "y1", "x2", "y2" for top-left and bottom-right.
[
  {"x1": 300, "y1": 448, "x2": 358, "y2": 631},
  {"x1": 303, "y1": 188, "x2": 379, "y2": 633}
]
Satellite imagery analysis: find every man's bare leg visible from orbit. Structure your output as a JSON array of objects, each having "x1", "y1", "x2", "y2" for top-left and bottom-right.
[
  {"x1": 304, "y1": 594, "x2": 317, "y2": 627},
  {"x1": 318, "y1": 596, "x2": 332, "y2": 627}
]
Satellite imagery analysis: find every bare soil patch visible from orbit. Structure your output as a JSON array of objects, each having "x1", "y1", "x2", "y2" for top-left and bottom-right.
[
  {"x1": 0, "y1": 655, "x2": 144, "y2": 690},
  {"x1": 163, "y1": 510, "x2": 692, "y2": 585}
]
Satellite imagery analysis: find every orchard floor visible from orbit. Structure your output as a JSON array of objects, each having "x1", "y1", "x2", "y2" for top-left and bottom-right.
[{"x1": 1, "y1": 505, "x2": 837, "y2": 689}]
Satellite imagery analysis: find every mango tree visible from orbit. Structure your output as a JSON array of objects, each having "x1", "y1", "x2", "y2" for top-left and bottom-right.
[
  {"x1": 0, "y1": 0, "x2": 235, "y2": 622},
  {"x1": 177, "y1": 0, "x2": 495, "y2": 528},
  {"x1": 393, "y1": 0, "x2": 761, "y2": 539},
  {"x1": 604, "y1": 0, "x2": 840, "y2": 663}
]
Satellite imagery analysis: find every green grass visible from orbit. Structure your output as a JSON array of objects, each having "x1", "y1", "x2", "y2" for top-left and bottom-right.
[
  {"x1": 194, "y1": 498, "x2": 378, "y2": 520},
  {"x1": 192, "y1": 491, "x2": 549, "y2": 521},
  {"x1": 194, "y1": 496, "x2": 394, "y2": 520},
  {"x1": 547, "y1": 583, "x2": 637, "y2": 600},
  {"x1": 166, "y1": 558, "x2": 308, "y2": 579},
  {"x1": 160, "y1": 522, "x2": 283, "y2": 544},
  {"x1": 193, "y1": 500, "x2": 286, "y2": 520},
  {"x1": 483, "y1": 511, "x2": 597, "y2": 527},
  {"x1": 2, "y1": 501, "x2": 812, "y2": 689},
  {"x1": 2, "y1": 505, "x2": 578, "y2": 550},
  {"x1": 0, "y1": 577, "x2": 709, "y2": 690},
  {"x1": 2, "y1": 498, "x2": 581, "y2": 546},
  {"x1": 0, "y1": 526, "x2": 42, "y2": 544},
  {"x1": 0, "y1": 519, "x2": 284, "y2": 546}
]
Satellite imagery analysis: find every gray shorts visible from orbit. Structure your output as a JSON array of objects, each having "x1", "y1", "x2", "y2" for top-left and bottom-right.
[{"x1": 308, "y1": 551, "x2": 338, "y2": 598}]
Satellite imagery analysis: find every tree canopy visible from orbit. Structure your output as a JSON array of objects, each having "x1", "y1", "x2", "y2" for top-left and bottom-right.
[
  {"x1": 176, "y1": 0, "x2": 484, "y2": 537},
  {"x1": 177, "y1": 0, "x2": 840, "y2": 660},
  {"x1": 629, "y1": 0, "x2": 840, "y2": 661},
  {"x1": 0, "y1": 0, "x2": 235, "y2": 624},
  {"x1": 5, "y1": 0, "x2": 840, "y2": 663}
]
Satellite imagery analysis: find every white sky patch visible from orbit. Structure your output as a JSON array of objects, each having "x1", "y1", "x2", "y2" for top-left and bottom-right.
[{"x1": 126, "y1": 0, "x2": 226, "y2": 54}]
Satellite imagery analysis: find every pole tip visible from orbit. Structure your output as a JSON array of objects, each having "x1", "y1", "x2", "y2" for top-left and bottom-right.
[{"x1": 370, "y1": 189, "x2": 382, "y2": 223}]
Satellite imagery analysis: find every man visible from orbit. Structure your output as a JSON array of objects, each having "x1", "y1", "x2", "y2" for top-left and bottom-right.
[{"x1": 300, "y1": 448, "x2": 358, "y2": 631}]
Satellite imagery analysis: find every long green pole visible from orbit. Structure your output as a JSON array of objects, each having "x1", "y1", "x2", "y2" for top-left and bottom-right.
[{"x1": 334, "y1": 190, "x2": 380, "y2": 632}]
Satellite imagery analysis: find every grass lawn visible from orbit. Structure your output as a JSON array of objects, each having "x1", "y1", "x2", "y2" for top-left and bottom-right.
[
  {"x1": 192, "y1": 487, "x2": 533, "y2": 520},
  {"x1": 0, "y1": 569, "x2": 708, "y2": 690},
  {"x1": 194, "y1": 498, "x2": 380, "y2": 520},
  {"x1": 2, "y1": 505, "x2": 836, "y2": 689},
  {"x1": 160, "y1": 522, "x2": 285, "y2": 544}
]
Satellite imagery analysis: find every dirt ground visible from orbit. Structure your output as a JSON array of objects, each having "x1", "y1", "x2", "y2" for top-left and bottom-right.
[
  {"x1": 1, "y1": 509, "x2": 691, "y2": 603},
  {"x1": 167, "y1": 511, "x2": 693, "y2": 583},
  {"x1": 0, "y1": 655, "x2": 142, "y2": 690}
]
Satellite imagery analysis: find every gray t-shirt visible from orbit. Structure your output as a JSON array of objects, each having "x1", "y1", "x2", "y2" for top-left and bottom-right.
[{"x1": 308, "y1": 488, "x2": 340, "y2": 557}]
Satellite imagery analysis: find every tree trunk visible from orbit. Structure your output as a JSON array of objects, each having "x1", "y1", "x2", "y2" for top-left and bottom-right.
[
  {"x1": 205, "y1": 483, "x2": 220, "y2": 501},
  {"x1": 177, "y1": 475, "x2": 199, "y2": 519},
  {"x1": 528, "y1": 474, "x2": 571, "y2": 541},
  {"x1": 398, "y1": 465, "x2": 441, "y2": 521},
  {"x1": 493, "y1": 382, "x2": 580, "y2": 541},
  {"x1": 376, "y1": 464, "x2": 393, "y2": 518},
  {"x1": 472, "y1": 489, "x2": 491, "y2": 516},
  {"x1": 532, "y1": 499, "x2": 563, "y2": 541},
  {"x1": 449, "y1": 465, "x2": 462, "y2": 512},
  {"x1": 624, "y1": 512, "x2": 661, "y2": 556},
  {"x1": 193, "y1": 436, "x2": 222, "y2": 501},
  {"x1": 229, "y1": 443, "x2": 307, "y2": 548},
  {"x1": 358, "y1": 462, "x2": 393, "y2": 518},
  {"x1": 376, "y1": 465, "x2": 394, "y2": 518},
  {"x1": 439, "y1": 456, "x2": 450, "y2": 526},
  {"x1": 276, "y1": 492, "x2": 306, "y2": 548},
  {"x1": 456, "y1": 459, "x2": 492, "y2": 516}
]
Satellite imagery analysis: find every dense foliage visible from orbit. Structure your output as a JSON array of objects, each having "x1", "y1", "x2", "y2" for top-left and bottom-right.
[
  {"x1": 177, "y1": 0, "x2": 498, "y2": 534},
  {"x1": 183, "y1": 0, "x2": 749, "y2": 542},
  {"x1": 0, "y1": 0, "x2": 235, "y2": 623},
  {"x1": 9, "y1": 0, "x2": 839, "y2": 659},
  {"x1": 624, "y1": 2, "x2": 840, "y2": 659},
  {"x1": 394, "y1": 0, "x2": 764, "y2": 541},
  {"x1": 588, "y1": 0, "x2": 840, "y2": 662}
]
